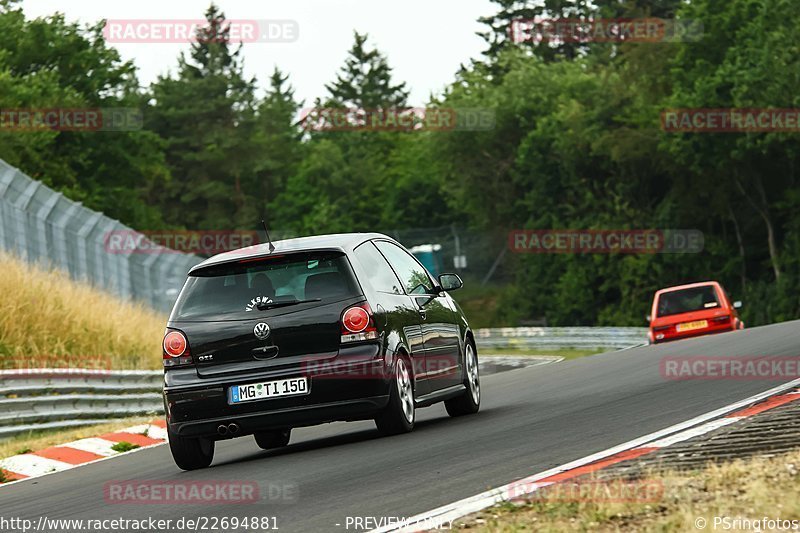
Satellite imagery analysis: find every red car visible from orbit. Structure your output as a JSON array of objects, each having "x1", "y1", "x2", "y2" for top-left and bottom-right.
[{"x1": 647, "y1": 281, "x2": 744, "y2": 344}]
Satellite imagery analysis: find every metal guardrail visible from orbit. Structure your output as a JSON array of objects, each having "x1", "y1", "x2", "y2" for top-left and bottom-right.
[
  {"x1": 0, "y1": 328, "x2": 647, "y2": 439},
  {"x1": 0, "y1": 159, "x2": 202, "y2": 313},
  {"x1": 474, "y1": 327, "x2": 648, "y2": 350},
  {"x1": 0, "y1": 370, "x2": 163, "y2": 438}
]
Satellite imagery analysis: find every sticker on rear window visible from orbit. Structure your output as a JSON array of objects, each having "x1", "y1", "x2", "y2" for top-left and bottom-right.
[{"x1": 245, "y1": 296, "x2": 273, "y2": 312}]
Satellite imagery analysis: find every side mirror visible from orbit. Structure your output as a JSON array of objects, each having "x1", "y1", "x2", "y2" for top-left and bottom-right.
[
  {"x1": 646, "y1": 314, "x2": 652, "y2": 323},
  {"x1": 733, "y1": 301, "x2": 742, "y2": 309},
  {"x1": 438, "y1": 273, "x2": 463, "y2": 292}
]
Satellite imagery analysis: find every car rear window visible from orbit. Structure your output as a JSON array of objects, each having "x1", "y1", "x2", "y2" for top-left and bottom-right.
[
  {"x1": 170, "y1": 251, "x2": 361, "y2": 320},
  {"x1": 657, "y1": 285, "x2": 720, "y2": 317}
]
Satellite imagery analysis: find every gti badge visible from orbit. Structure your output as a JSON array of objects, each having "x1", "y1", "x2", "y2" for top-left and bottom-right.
[{"x1": 254, "y1": 322, "x2": 271, "y2": 340}]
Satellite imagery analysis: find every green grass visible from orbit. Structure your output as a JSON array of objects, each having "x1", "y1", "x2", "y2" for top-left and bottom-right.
[
  {"x1": 110, "y1": 441, "x2": 140, "y2": 453},
  {"x1": 478, "y1": 347, "x2": 605, "y2": 360}
]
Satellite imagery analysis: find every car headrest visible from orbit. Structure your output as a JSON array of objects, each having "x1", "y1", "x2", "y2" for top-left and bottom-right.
[
  {"x1": 250, "y1": 273, "x2": 275, "y2": 298},
  {"x1": 304, "y1": 271, "x2": 347, "y2": 300}
]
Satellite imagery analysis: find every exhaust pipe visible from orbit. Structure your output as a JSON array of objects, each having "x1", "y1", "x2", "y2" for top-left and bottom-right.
[
  {"x1": 228, "y1": 423, "x2": 240, "y2": 435},
  {"x1": 217, "y1": 424, "x2": 228, "y2": 436}
]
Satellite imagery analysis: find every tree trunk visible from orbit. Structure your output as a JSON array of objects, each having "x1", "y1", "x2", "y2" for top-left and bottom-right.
[
  {"x1": 733, "y1": 176, "x2": 780, "y2": 281},
  {"x1": 755, "y1": 177, "x2": 781, "y2": 281},
  {"x1": 728, "y1": 205, "x2": 747, "y2": 293}
]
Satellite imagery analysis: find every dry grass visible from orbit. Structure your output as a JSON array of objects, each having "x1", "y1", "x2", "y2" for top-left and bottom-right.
[
  {"x1": 462, "y1": 449, "x2": 800, "y2": 531},
  {"x1": 0, "y1": 252, "x2": 165, "y2": 370},
  {"x1": 0, "y1": 417, "x2": 155, "y2": 461}
]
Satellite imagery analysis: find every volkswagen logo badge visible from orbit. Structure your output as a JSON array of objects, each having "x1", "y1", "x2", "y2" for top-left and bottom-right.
[{"x1": 253, "y1": 322, "x2": 270, "y2": 340}]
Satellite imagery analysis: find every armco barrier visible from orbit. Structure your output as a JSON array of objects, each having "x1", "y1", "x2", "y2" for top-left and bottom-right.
[
  {"x1": 474, "y1": 327, "x2": 648, "y2": 351},
  {"x1": 0, "y1": 159, "x2": 202, "y2": 313},
  {"x1": 0, "y1": 329, "x2": 645, "y2": 438},
  {"x1": 0, "y1": 370, "x2": 163, "y2": 438}
]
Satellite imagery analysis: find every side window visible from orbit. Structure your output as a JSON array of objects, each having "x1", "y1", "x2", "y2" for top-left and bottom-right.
[
  {"x1": 353, "y1": 242, "x2": 403, "y2": 294},
  {"x1": 374, "y1": 241, "x2": 434, "y2": 295}
]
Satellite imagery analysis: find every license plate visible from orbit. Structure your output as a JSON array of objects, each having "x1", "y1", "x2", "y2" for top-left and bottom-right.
[
  {"x1": 677, "y1": 320, "x2": 708, "y2": 332},
  {"x1": 229, "y1": 377, "x2": 309, "y2": 404}
]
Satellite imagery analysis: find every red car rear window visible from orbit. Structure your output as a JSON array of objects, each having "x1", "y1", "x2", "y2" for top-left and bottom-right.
[{"x1": 657, "y1": 286, "x2": 720, "y2": 317}]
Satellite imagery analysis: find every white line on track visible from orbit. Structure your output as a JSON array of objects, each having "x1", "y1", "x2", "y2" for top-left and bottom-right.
[
  {"x1": 642, "y1": 417, "x2": 741, "y2": 449},
  {"x1": 370, "y1": 377, "x2": 800, "y2": 532}
]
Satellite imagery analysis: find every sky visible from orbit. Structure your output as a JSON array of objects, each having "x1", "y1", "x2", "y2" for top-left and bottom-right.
[{"x1": 20, "y1": 0, "x2": 497, "y2": 106}]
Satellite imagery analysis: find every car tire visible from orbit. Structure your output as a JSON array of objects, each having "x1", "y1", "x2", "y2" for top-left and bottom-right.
[
  {"x1": 445, "y1": 341, "x2": 480, "y2": 417},
  {"x1": 374, "y1": 355, "x2": 415, "y2": 435},
  {"x1": 254, "y1": 428, "x2": 292, "y2": 450},
  {"x1": 168, "y1": 425, "x2": 215, "y2": 471}
]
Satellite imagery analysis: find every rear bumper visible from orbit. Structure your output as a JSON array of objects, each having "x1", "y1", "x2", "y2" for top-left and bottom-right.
[
  {"x1": 652, "y1": 323, "x2": 736, "y2": 343},
  {"x1": 164, "y1": 349, "x2": 394, "y2": 438},
  {"x1": 168, "y1": 395, "x2": 389, "y2": 438}
]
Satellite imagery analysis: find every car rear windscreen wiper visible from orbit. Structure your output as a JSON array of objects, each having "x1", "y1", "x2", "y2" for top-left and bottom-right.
[{"x1": 256, "y1": 298, "x2": 321, "y2": 311}]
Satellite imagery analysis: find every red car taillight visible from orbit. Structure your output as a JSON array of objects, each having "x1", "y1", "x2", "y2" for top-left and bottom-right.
[
  {"x1": 340, "y1": 303, "x2": 378, "y2": 343},
  {"x1": 163, "y1": 330, "x2": 192, "y2": 368}
]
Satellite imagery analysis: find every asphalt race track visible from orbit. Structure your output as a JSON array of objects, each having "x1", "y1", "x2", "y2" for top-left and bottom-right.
[{"x1": 1, "y1": 320, "x2": 799, "y2": 532}]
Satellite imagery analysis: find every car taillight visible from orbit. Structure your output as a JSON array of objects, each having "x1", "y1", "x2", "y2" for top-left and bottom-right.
[
  {"x1": 711, "y1": 315, "x2": 730, "y2": 324},
  {"x1": 163, "y1": 330, "x2": 192, "y2": 368},
  {"x1": 341, "y1": 303, "x2": 378, "y2": 343}
]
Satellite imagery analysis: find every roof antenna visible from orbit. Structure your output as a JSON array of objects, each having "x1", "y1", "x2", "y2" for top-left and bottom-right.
[{"x1": 261, "y1": 218, "x2": 276, "y2": 253}]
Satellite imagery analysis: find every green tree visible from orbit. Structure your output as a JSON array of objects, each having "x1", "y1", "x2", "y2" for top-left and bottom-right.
[
  {"x1": 275, "y1": 32, "x2": 412, "y2": 235},
  {"x1": 325, "y1": 31, "x2": 409, "y2": 110},
  {"x1": 252, "y1": 67, "x2": 304, "y2": 221},
  {"x1": 662, "y1": 0, "x2": 800, "y2": 320},
  {"x1": 147, "y1": 3, "x2": 258, "y2": 230},
  {"x1": 0, "y1": 0, "x2": 170, "y2": 229},
  {"x1": 478, "y1": 0, "x2": 593, "y2": 64}
]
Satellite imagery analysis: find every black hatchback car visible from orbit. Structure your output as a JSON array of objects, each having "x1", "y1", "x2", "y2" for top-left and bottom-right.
[{"x1": 163, "y1": 233, "x2": 480, "y2": 470}]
